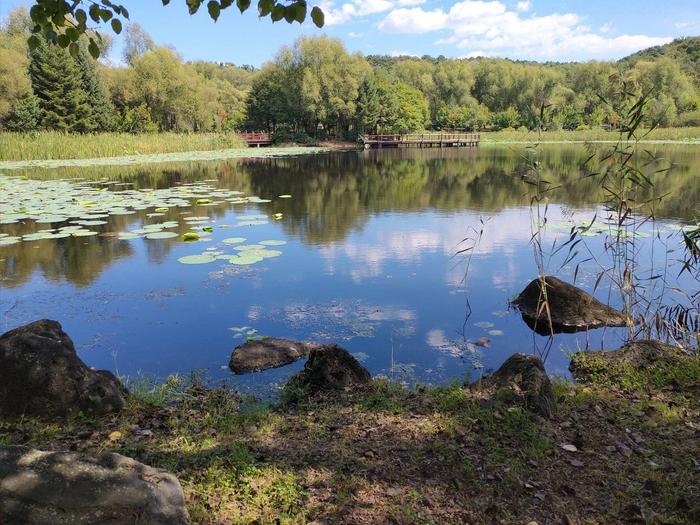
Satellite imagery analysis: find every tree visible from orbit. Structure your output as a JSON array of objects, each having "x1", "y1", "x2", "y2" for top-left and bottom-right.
[
  {"x1": 75, "y1": 43, "x2": 115, "y2": 131},
  {"x1": 5, "y1": 92, "x2": 41, "y2": 132},
  {"x1": 0, "y1": 7, "x2": 32, "y2": 128},
  {"x1": 28, "y1": 35, "x2": 93, "y2": 132},
  {"x1": 123, "y1": 23, "x2": 154, "y2": 65}
]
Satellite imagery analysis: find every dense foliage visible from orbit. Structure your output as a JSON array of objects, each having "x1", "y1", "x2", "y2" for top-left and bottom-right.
[{"x1": 1, "y1": 7, "x2": 698, "y2": 137}]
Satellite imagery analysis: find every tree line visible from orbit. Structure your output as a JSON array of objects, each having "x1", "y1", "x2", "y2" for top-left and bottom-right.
[{"x1": 1, "y1": 7, "x2": 698, "y2": 137}]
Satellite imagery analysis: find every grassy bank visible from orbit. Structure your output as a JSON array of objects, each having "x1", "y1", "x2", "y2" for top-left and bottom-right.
[
  {"x1": 2, "y1": 352, "x2": 698, "y2": 524},
  {"x1": 0, "y1": 132, "x2": 247, "y2": 162},
  {"x1": 481, "y1": 126, "x2": 700, "y2": 144}
]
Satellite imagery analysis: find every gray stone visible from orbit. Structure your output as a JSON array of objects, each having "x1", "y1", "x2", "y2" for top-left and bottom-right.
[
  {"x1": 0, "y1": 319, "x2": 126, "y2": 418},
  {"x1": 0, "y1": 446, "x2": 190, "y2": 524},
  {"x1": 229, "y1": 337, "x2": 319, "y2": 374},
  {"x1": 512, "y1": 276, "x2": 628, "y2": 335}
]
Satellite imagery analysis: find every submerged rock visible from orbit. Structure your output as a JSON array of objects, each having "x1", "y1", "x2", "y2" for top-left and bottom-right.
[
  {"x1": 0, "y1": 319, "x2": 126, "y2": 418},
  {"x1": 229, "y1": 337, "x2": 320, "y2": 374},
  {"x1": 0, "y1": 446, "x2": 190, "y2": 524},
  {"x1": 287, "y1": 344, "x2": 371, "y2": 396},
  {"x1": 474, "y1": 353, "x2": 556, "y2": 418},
  {"x1": 512, "y1": 276, "x2": 628, "y2": 335}
]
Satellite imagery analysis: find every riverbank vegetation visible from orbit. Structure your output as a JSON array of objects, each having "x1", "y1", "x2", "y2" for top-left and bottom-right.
[
  {"x1": 1, "y1": 7, "x2": 699, "y2": 142},
  {"x1": 2, "y1": 349, "x2": 698, "y2": 524}
]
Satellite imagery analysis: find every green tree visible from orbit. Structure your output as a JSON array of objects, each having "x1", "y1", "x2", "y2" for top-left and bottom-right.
[
  {"x1": 28, "y1": 35, "x2": 93, "y2": 132},
  {"x1": 75, "y1": 43, "x2": 115, "y2": 131},
  {"x1": 5, "y1": 92, "x2": 41, "y2": 132}
]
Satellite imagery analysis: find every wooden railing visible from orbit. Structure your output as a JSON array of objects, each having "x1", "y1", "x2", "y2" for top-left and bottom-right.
[
  {"x1": 239, "y1": 131, "x2": 272, "y2": 146},
  {"x1": 361, "y1": 132, "x2": 480, "y2": 147}
]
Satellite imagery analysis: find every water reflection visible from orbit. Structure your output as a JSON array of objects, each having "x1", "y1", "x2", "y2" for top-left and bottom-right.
[{"x1": 0, "y1": 145, "x2": 698, "y2": 391}]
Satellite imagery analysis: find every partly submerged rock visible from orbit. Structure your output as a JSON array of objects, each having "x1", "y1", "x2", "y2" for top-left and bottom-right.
[
  {"x1": 512, "y1": 276, "x2": 628, "y2": 335},
  {"x1": 286, "y1": 344, "x2": 371, "y2": 396},
  {"x1": 0, "y1": 446, "x2": 190, "y2": 524},
  {"x1": 0, "y1": 319, "x2": 127, "y2": 418},
  {"x1": 229, "y1": 337, "x2": 320, "y2": 374},
  {"x1": 474, "y1": 353, "x2": 556, "y2": 418}
]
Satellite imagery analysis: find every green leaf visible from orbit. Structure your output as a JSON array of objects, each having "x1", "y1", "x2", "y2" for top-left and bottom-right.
[
  {"x1": 111, "y1": 18, "x2": 122, "y2": 34},
  {"x1": 258, "y1": 0, "x2": 273, "y2": 16},
  {"x1": 120, "y1": 6, "x2": 130, "y2": 18},
  {"x1": 88, "y1": 39, "x2": 100, "y2": 59},
  {"x1": 236, "y1": 0, "x2": 251, "y2": 12},
  {"x1": 207, "y1": 1, "x2": 221, "y2": 20},
  {"x1": 89, "y1": 4, "x2": 101, "y2": 22},
  {"x1": 162, "y1": 0, "x2": 171, "y2": 5},
  {"x1": 65, "y1": 26, "x2": 80, "y2": 41},
  {"x1": 29, "y1": 5, "x2": 44, "y2": 24},
  {"x1": 99, "y1": 8, "x2": 113, "y2": 22},
  {"x1": 294, "y1": 3, "x2": 306, "y2": 23},
  {"x1": 56, "y1": 33, "x2": 70, "y2": 47},
  {"x1": 68, "y1": 42, "x2": 79, "y2": 57},
  {"x1": 310, "y1": 6, "x2": 324, "y2": 27},
  {"x1": 283, "y1": 6, "x2": 296, "y2": 23},
  {"x1": 271, "y1": 4, "x2": 285, "y2": 21},
  {"x1": 27, "y1": 34, "x2": 41, "y2": 51},
  {"x1": 186, "y1": 0, "x2": 202, "y2": 14}
]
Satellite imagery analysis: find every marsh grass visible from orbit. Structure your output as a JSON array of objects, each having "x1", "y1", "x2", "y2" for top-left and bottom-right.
[
  {"x1": 482, "y1": 126, "x2": 700, "y2": 144},
  {"x1": 0, "y1": 131, "x2": 247, "y2": 161}
]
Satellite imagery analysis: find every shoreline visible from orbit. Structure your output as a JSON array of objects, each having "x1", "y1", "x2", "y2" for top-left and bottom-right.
[{"x1": 2, "y1": 342, "x2": 698, "y2": 524}]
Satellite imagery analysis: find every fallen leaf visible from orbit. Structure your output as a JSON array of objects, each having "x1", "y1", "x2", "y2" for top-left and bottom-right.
[{"x1": 560, "y1": 443, "x2": 578, "y2": 452}]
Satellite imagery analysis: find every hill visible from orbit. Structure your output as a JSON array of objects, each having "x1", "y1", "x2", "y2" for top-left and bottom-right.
[{"x1": 620, "y1": 36, "x2": 700, "y2": 85}]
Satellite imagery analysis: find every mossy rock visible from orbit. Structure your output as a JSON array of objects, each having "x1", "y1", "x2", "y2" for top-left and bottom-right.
[
  {"x1": 570, "y1": 339, "x2": 699, "y2": 393},
  {"x1": 473, "y1": 353, "x2": 556, "y2": 418}
]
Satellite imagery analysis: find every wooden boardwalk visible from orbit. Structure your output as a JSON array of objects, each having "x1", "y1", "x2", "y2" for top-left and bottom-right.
[
  {"x1": 361, "y1": 132, "x2": 480, "y2": 149},
  {"x1": 239, "y1": 131, "x2": 272, "y2": 147}
]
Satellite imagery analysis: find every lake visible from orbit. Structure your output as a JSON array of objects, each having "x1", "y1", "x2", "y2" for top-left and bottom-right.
[{"x1": 1, "y1": 144, "x2": 698, "y2": 395}]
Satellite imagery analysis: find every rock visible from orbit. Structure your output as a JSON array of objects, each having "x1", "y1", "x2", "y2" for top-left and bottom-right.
[
  {"x1": 475, "y1": 353, "x2": 556, "y2": 418},
  {"x1": 0, "y1": 446, "x2": 190, "y2": 524},
  {"x1": 229, "y1": 337, "x2": 320, "y2": 374},
  {"x1": 287, "y1": 344, "x2": 371, "y2": 396},
  {"x1": 0, "y1": 320, "x2": 127, "y2": 418},
  {"x1": 570, "y1": 339, "x2": 687, "y2": 383},
  {"x1": 512, "y1": 276, "x2": 628, "y2": 335}
]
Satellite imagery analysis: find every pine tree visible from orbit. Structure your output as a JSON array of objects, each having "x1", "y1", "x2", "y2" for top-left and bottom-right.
[
  {"x1": 29, "y1": 37, "x2": 93, "y2": 132},
  {"x1": 5, "y1": 92, "x2": 40, "y2": 132},
  {"x1": 75, "y1": 43, "x2": 115, "y2": 131},
  {"x1": 356, "y1": 77, "x2": 381, "y2": 135}
]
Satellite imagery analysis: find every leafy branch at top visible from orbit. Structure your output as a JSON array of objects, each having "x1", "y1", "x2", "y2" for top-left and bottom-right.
[{"x1": 27, "y1": 0, "x2": 325, "y2": 59}]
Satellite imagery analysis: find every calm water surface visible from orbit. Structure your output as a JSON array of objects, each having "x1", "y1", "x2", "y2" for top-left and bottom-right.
[{"x1": 1, "y1": 145, "x2": 698, "y2": 394}]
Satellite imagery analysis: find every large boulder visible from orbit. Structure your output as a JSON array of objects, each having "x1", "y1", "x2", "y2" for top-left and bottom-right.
[
  {"x1": 474, "y1": 353, "x2": 556, "y2": 418},
  {"x1": 0, "y1": 446, "x2": 190, "y2": 524},
  {"x1": 287, "y1": 344, "x2": 371, "y2": 396},
  {"x1": 512, "y1": 276, "x2": 628, "y2": 335},
  {"x1": 229, "y1": 338, "x2": 320, "y2": 374},
  {"x1": 0, "y1": 319, "x2": 126, "y2": 418}
]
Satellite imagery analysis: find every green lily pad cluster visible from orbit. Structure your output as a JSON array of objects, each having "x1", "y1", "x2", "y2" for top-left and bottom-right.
[
  {"x1": 0, "y1": 174, "x2": 280, "y2": 248},
  {"x1": 177, "y1": 238, "x2": 287, "y2": 266}
]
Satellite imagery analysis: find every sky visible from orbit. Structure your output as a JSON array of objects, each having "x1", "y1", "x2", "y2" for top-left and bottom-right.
[{"x1": 1, "y1": 0, "x2": 699, "y2": 67}]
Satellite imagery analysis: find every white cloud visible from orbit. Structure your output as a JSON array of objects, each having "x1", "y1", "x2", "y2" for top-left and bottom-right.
[
  {"x1": 348, "y1": 31, "x2": 364, "y2": 37},
  {"x1": 321, "y1": 0, "x2": 426, "y2": 26},
  {"x1": 377, "y1": 0, "x2": 672, "y2": 60},
  {"x1": 599, "y1": 22, "x2": 613, "y2": 34},
  {"x1": 389, "y1": 50, "x2": 421, "y2": 57},
  {"x1": 516, "y1": 1, "x2": 531, "y2": 12}
]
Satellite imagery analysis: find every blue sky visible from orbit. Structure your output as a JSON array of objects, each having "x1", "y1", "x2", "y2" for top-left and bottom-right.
[{"x1": 2, "y1": 0, "x2": 698, "y2": 66}]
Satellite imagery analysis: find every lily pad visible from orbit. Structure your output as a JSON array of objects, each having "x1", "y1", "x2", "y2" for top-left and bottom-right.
[
  {"x1": 145, "y1": 231, "x2": 179, "y2": 240},
  {"x1": 222, "y1": 237, "x2": 247, "y2": 244},
  {"x1": 259, "y1": 240, "x2": 287, "y2": 246},
  {"x1": 177, "y1": 254, "x2": 217, "y2": 265}
]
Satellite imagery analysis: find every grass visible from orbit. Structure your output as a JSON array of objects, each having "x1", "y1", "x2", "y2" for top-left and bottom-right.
[
  {"x1": 481, "y1": 126, "x2": 700, "y2": 143},
  {"x1": 0, "y1": 131, "x2": 247, "y2": 161},
  {"x1": 1, "y1": 358, "x2": 698, "y2": 524}
]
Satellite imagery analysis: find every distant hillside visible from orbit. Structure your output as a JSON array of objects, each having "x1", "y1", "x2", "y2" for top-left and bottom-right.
[{"x1": 620, "y1": 36, "x2": 700, "y2": 84}]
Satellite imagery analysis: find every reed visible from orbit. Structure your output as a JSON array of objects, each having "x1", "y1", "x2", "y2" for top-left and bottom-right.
[
  {"x1": 481, "y1": 126, "x2": 700, "y2": 144},
  {"x1": 0, "y1": 131, "x2": 247, "y2": 161}
]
